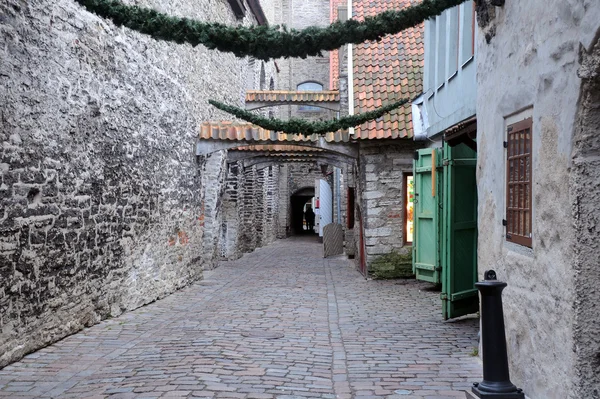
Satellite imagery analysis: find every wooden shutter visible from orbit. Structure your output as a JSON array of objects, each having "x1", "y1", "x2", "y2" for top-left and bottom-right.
[{"x1": 506, "y1": 118, "x2": 533, "y2": 247}]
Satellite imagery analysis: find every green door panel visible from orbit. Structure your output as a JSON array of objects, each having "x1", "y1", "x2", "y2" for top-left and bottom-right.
[
  {"x1": 441, "y1": 142, "x2": 479, "y2": 320},
  {"x1": 412, "y1": 148, "x2": 442, "y2": 284}
]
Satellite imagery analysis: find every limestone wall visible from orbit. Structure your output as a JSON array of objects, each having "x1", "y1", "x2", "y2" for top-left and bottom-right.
[
  {"x1": 475, "y1": 2, "x2": 600, "y2": 397},
  {"x1": 219, "y1": 163, "x2": 282, "y2": 258},
  {"x1": 571, "y1": 33, "x2": 600, "y2": 399},
  {"x1": 0, "y1": 0, "x2": 258, "y2": 367},
  {"x1": 355, "y1": 141, "x2": 419, "y2": 267}
]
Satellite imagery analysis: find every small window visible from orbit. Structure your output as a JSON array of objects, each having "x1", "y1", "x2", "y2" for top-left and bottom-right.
[
  {"x1": 404, "y1": 173, "x2": 414, "y2": 244},
  {"x1": 460, "y1": 1, "x2": 475, "y2": 64},
  {"x1": 448, "y1": 7, "x2": 459, "y2": 76},
  {"x1": 435, "y1": 13, "x2": 447, "y2": 87},
  {"x1": 426, "y1": 20, "x2": 437, "y2": 91},
  {"x1": 297, "y1": 81, "x2": 323, "y2": 112},
  {"x1": 506, "y1": 117, "x2": 533, "y2": 247}
]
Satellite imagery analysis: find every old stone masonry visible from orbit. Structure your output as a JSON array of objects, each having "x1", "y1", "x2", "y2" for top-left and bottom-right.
[{"x1": 2, "y1": 0, "x2": 600, "y2": 399}]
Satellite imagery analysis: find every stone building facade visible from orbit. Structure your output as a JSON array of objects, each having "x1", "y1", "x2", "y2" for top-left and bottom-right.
[
  {"x1": 1, "y1": 0, "x2": 426, "y2": 369},
  {"x1": 476, "y1": 1, "x2": 600, "y2": 398},
  {"x1": 348, "y1": 0, "x2": 424, "y2": 272},
  {"x1": 274, "y1": 0, "x2": 334, "y2": 121},
  {"x1": 0, "y1": 0, "x2": 274, "y2": 368}
]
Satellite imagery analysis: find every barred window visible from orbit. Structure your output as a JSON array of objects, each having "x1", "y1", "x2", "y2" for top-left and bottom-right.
[{"x1": 506, "y1": 117, "x2": 533, "y2": 248}]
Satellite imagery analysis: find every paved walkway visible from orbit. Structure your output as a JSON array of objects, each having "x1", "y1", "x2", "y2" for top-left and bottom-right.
[{"x1": 0, "y1": 237, "x2": 481, "y2": 399}]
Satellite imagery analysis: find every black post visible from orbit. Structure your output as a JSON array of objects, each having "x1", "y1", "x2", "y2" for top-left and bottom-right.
[{"x1": 472, "y1": 270, "x2": 525, "y2": 399}]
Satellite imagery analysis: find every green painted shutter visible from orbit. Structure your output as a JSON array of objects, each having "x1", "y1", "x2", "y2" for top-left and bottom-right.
[
  {"x1": 441, "y1": 142, "x2": 479, "y2": 320},
  {"x1": 412, "y1": 148, "x2": 442, "y2": 284}
]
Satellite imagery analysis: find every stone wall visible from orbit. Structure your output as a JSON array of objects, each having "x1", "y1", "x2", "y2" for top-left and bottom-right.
[
  {"x1": 219, "y1": 162, "x2": 282, "y2": 258},
  {"x1": 0, "y1": 0, "x2": 259, "y2": 367},
  {"x1": 355, "y1": 141, "x2": 419, "y2": 268},
  {"x1": 475, "y1": 2, "x2": 600, "y2": 398},
  {"x1": 571, "y1": 33, "x2": 600, "y2": 399},
  {"x1": 200, "y1": 151, "x2": 228, "y2": 269}
]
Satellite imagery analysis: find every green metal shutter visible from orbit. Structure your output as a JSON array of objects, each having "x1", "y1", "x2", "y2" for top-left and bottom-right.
[
  {"x1": 412, "y1": 148, "x2": 442, "y2": 284},
  {"x1": 441, "y1": 142, "x2": 479, "y2": 320}
]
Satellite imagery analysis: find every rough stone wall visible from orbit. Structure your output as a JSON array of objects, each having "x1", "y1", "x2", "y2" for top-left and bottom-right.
[
  {"x1": 223, "y1": 164, "x2": 282, "y2": 256},
  {"x1": 200, "y1": 151, "x2": 228, "y2": 269},
  {"x1": 253, "y1": 168, "x2": 266, "y2": 247},
  {"x1": 288, "y1": 163, "x2": 324, "y2": 195},
  {"x1": 571, "y1": 33, "x2": 600, "y2": 399},
  {"x1": 239, "y1": 167, "x2": 257, "y2": 253},
  {"x1": 475, "y1": 2, "x2": 600, "y2": 398},
  {"x1": 219, "y1": 162, "x2": 241, "y2": 260},
  {"x1": 277, "y1": 164, "x2": 290, "y2": 238},
  {"x1": 355, "y1": 141, "x2": 418, "y2": 267},
  {"x1": 0, "y1": 0, "x2": 257, "y2": 367},
  {"x1": 262, "y1": 166, "x2": 280, "y2": 244}
]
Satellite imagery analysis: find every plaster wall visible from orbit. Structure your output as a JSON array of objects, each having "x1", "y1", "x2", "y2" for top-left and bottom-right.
[
  {"x1": 0, "y1": 0, "x2": 257, "y2": 367},
  {"x1": 475, "y1": 1, "x2": 600, "y2": 397},
  {"x1": 423, "y1": 2, "x2": 477, "y2": 137}
]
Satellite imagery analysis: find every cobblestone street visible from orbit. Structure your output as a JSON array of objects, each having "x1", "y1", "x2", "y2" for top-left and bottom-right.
[{"x1": 0, "y1": 238, "x2": 481, "y2": 399}]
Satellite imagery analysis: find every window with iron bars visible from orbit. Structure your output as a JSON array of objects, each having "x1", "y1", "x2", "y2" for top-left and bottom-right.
[{"x1": 506, "y1": 117, "x2": 533, "y2": 248}]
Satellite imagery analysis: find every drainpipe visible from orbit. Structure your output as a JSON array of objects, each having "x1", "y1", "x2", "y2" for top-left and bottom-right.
[
  {"x1": 335, "y1": 168, "x2": 342, "y2": 223},
  {"x1": 347, "y1": 0, "x2": 354, "y2": 136}
]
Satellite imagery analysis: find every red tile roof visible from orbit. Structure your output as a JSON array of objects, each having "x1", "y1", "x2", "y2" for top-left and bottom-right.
[
  {"x1": 232, "y1": 145, "x2": 325, "y2": 152},
  {"x1": 245, "y1": 90, "x2": 340, "y2": 103},
  {"x1": 199, "y1": 122, "x2": 351, "y2": 143},
  {"x1": 352, "y1": 0, "x2": 423, "y2": 140}
]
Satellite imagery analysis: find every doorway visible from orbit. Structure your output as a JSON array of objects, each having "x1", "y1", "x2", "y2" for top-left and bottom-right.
[{"x1": 290, "y1": 187, "x2": 315, "y2": 235}]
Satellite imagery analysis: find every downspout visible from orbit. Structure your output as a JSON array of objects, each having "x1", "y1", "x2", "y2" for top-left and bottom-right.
[
  {"x1": 347, "y1": 0, "x2": 354, "y2": 135},
  {"x1": 335, "y1": 168, "x2": 342, "y2": 223}
]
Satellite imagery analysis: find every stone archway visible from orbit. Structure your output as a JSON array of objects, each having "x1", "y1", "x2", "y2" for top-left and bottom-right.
[{"x1": 572, "y1": 34, "x2": 600, "y2": 399}]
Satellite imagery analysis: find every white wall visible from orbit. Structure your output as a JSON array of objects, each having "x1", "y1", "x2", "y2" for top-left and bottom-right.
[{"x1": 476, "y1": 1, "x2": 600, "y2": 398}]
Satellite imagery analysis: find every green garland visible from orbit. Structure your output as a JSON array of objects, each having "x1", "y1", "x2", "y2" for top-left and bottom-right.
[
  {"x1": 74, "y1": 0, "x2": 467, "y2": 60},
  {"x1": 208, "y1": 99, "x2": 409, "y2": 135}
]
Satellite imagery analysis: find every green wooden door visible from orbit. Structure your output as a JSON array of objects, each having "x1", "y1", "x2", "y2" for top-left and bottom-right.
[
  {"x1": 412, "y1": 148, "x2": 442, "y2": 284},
  {"x1": 441, "y1": 142, "x2": 479, "y2": 319}
]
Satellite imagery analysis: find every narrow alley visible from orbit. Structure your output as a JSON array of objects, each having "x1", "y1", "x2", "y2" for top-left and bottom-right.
[{"x1": 0, "y1": 238, "x2": 480, "y2": 399}]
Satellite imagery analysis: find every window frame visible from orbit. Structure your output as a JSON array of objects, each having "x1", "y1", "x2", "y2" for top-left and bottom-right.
[{"x1": 505, "y1": 117, "x2": 533, "y2": 248}]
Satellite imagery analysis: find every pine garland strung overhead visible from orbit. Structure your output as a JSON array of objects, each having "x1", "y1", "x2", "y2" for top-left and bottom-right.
[
  {"x1": 208, "y1": 99, "x2": 409, "y2": 135},
  {"x1": 74, "y1": 0, "x2": 467, "y2": 60}
]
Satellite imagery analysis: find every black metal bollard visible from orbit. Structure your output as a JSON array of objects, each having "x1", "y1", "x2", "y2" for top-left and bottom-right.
[{"x1": 472, "y1": 270, "x2": 525, "y2": 399}]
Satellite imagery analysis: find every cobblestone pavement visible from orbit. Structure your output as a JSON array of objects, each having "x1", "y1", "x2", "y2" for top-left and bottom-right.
[{"x1": 0, "y1": 237, "x2": 481, "y2": 399}]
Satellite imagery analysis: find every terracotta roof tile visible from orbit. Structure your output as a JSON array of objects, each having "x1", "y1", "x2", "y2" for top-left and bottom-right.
[
  {"x1": 245, "y1": 90, "x2": 340, "y2": 103},
  {"x1": 352, "y1": 0, "x2": 423, "y2": 140},
  {"x1": 199, "y1": 122, "x2": 351, "y2": 143},
  {"x1": 232, "y1": 145, "x2": 325, "y2": 152}
]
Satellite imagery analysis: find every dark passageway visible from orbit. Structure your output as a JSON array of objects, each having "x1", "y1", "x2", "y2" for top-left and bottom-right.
[{"x1": 290, "y1": 187, "x2": 316, "y2": 235}]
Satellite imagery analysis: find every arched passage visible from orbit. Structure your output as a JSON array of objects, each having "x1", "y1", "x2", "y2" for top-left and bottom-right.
[{"x1": 290, "y1": 186, "x2": 315, "y2": 235}]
